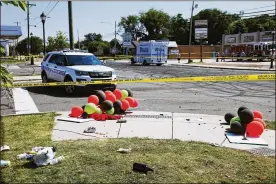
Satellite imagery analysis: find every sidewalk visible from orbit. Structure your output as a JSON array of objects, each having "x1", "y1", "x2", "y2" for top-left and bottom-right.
[
  {"x1": 167, "y1": 59, "x2": 275, "y2": 71},
  {"x1": 52, "y1": 111, "x2": 275, "y2": 155}
]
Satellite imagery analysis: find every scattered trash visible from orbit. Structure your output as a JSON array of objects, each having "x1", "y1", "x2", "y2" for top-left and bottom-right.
[
  {"x1": 117, "y1": 148, "x2": 132, "y2": 153},
  {"x1": 179, "y1": 106, "x2": 181, "y2": 108},
  {"x1": 116, "y1": 119, "x2": 127, "y2": 123},
  {"x1": 186, "y1": 119, "x2": 190, "y2": 121},
  {"x1": 0, "y1": 145, "x2": 10, "y2": 151},
  {"x1": 133, "y1": 163, "x2": 154, "y2": 174},
  {"x1": 198, "y1": 123, "x2": 201, "y2": 125},
  {"x1": 83, "y1": 127, "x2": 96, "y2": 133},
  {"x1": 160, "y1": 114, "x2": 164, "y2": 116},
  {"x1": 0, "y1": 160, "x2": 11, "y2": 167},
  {"x1": 18, "y1": 147, "x2": 64, "y2": 167}
]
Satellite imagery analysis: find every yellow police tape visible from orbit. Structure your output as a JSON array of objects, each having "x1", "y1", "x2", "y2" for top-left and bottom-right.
[{"x1": 4, "y1": 74, "x2": 275, "y2": 88}]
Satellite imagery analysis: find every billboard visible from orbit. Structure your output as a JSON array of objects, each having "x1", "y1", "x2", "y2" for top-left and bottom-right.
[
  {"x1": 122, "y1": 32, "x2": 132, "y2": 47},
  {"x1": 195, "y1": 20, "x2": 208, "y2": 40}
]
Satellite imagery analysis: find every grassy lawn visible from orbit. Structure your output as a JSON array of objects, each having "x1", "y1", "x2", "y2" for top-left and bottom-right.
[
  {"x1": 265, "y1": 120, "x2": 276, "y2": 130},
  {"x1": 1, "y1": 113, "x2": 275, "y2": 183}
]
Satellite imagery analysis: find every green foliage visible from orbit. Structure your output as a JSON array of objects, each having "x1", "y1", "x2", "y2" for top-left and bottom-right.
[
  {"x1": 46, "y1": 31, "x2": 69, "y2": 52},
  {"x1": 0, "y1": 45, "x2": 5, "y2": 56},
  {"x1": 2, "y1": 1, "x2": 27, "y2": 11},
  {"x1": 16, "y1": 36, "x2": 43, "y2": 55},
  {"x1": 87, "y1": 41, "x2": 109, "y2": 55},
  {"x1": 118, "y1": 15, "x2": 145, "y2": 41},
  {"x1": 139, "y1": 8, "x2": 171, "y2": 40},
  {"x1": 170, "y1": 14, "x2": 189, "y2": 45}
]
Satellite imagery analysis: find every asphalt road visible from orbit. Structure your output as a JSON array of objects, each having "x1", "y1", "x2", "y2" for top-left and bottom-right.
[{"x1": 18, "y1": 61, "x2": 275, "y2": 120}]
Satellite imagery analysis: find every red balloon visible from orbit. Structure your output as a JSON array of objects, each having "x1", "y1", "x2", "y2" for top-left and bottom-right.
[
  {"x1": 69, "y1": 106, "x2": 83, "y2": 118},
  {"x1": 104, "y1": 90, "x2": 113, "y2": 96},
  {"x1": 132, "y1": 98, "x2": 139, "y2": 108},
  {"x1": 254, "y1": 118, "x2": 266, "y2": 129},
  {"x1": 253, "y1": 110, "x2": 263, "y2": 119},
  {"x1": 88, "y1": 95, "x2": 99, "y2": 105},
  {"x1": 125, "y1": 97, "x2": 135, "y2": 107},
  {"x1": 106, "y1": 93, "x2": 116, "y2": 103},
  {"x1": 113, "y1": 89, "x2": 123, "y2": 100},
  {"x1": 246, "y1": 121, "x2": 264, "y2": 137},
  {"x1": 121, "y1": 100, "x2": 130, "y2": 111}
]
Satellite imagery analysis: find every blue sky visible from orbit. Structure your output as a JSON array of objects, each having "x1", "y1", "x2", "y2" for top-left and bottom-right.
[{"x1": 2, "y1": 1, "x2": 275, "y2": 42}]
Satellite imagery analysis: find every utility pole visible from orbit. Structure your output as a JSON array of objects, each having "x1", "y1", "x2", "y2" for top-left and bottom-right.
[
  {"x1": 27, "y1": 1, "x2": 35, "y2": 59},
  {"x1": 68, "y1": 1, "x2": 74, "y2": 50},
  {"x1": 114, "y1": 21, "x2": 117, "y2": 57},
  {"x1": 188, "y1": 1, "x2": 196, "y2": 61},
  {"x1": 77, "y1": 29, "x2": 80, "y2": 49}
]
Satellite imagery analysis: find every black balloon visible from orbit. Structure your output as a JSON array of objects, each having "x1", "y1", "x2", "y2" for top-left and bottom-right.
[
  {"x1": 230, "y1": 121, "x2": 245, "y2": 134},
  {"x1": 81, "y1": 112, "x2": 88, "y2": 119},
  {"x1": 82, "y1": 105, "x2": 85, "y2": 110},
  {"x1": 113, "y1": 100, "x2": 122, "y2": 114},
  {"x1": 95, "y1": 90, "x2": 106, "y2": 104},
  {"x1": 238, "y1": 106, "x2": 248, "y2": 117},
  {"x1": 101, "y1": 100, "x2": 113, "y2": 111},
  {"x1": 239, "y1": 109, "x2": 254, "y2": 125},
  {"x1": 125, "y1": 89, "x2": 133, "y2": 97},
  {"x1": 224, "y1": 113, "x2": 236, "y2": 124}
]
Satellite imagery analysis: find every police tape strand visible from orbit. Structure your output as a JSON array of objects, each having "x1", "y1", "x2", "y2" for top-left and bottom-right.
[{"x1": 3, "y1": 74, "x2": 275, "y2": 88}]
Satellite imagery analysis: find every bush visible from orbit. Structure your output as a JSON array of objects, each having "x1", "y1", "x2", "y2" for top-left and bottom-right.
[{"x1": 188, "y1": 59, "x2": 193, "y2": 63}]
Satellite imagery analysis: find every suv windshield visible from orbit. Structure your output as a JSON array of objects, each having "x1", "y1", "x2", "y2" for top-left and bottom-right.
[{"x1": 65, "y1": 55, "x2": 102, "y2": 66}]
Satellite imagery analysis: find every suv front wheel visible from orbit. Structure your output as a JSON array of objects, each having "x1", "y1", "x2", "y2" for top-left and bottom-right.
[{"x1": 64, "y1": 76, "x2": 75, "y2": 95}]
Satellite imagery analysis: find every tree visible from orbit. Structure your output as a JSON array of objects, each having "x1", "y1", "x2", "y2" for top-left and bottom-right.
[
  {"x1": 118, "y1": 15, "x2": 145, "y2": 41},
  {"x1": 87, "y1": 41, "x2": 109, "y2": 55},
  {"x1": 110, "y1": 38, "x2": 121, "y2": 50},
  {"x1": 16, "y1": 36, "x2": 43, "y2": 55},
  {"x1": 0, "y1": 45, "x2": 5, "y2": 56},
  {"x1": 227, "y1": 20, "x2": 248, "y2": 34},
  {"x1": 139, "y1": 8, "x2": 171, "y2": 40},
  {"x1": 170, "y1": 14, "x2": 189, "y2": 44},
  {"x1": 83, "y1": 33, "x2": 103, "y2": 47},
  {"x1": 194, "y1": 9, "x2": 240, "y2": 44},
  {"x1": 46, "y1": 31, "x2": 69, "y2": 52}
]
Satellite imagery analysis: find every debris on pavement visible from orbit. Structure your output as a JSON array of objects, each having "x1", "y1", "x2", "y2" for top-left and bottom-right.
[
  {"x1": 83, "y1": 127, "x2": 96, "y2": 133},
  {"x1": 116, "y1": 119, "x2": 127, "y2": 123},
  {"x1": 117, "y1": 148, "x2": 132, "y2": 153},
  {"x1": 0, "y1": 145, "x2": 10, "y2": 151},
  {"x1": 0, "y1": 160, "x2": 11, "y2": 167},
  {"x1": 133, "y1": 163, "x2": 154, "y2": 174}
]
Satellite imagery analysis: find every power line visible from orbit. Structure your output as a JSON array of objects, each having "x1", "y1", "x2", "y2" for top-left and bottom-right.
[
  {"x1": 44, "y1": 1, "x2": 53, "y2": 13},
  {"x1": 46, "y1": 1, "x2": 59, "y2": 16},
  {"x1": 241, "y1": 9, "x2": 275, "y2": 15},
  {"x1": 232, "y1": 5, "x2": 274, "y2": 13}
]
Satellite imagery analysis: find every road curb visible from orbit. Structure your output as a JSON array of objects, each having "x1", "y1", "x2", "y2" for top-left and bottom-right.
[
  {"x1": 170, "y1": 64, "x2": 275, "y2": 71},
  {"x1": 0, "y1": 111, "x2": 57, "y2": 117}
]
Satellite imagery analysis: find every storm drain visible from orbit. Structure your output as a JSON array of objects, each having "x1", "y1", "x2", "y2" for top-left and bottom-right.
[
  {"x1": 247, "y1": 147, "x2": 275, "y2": 156},
  {"x1": 124, "y1": 114, "x2": 172, "y2": 119}
]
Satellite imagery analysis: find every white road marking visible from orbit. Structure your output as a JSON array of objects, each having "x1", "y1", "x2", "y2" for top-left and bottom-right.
[{"x1": 12, "y1": 88, "x2": 39, "y2": 114}]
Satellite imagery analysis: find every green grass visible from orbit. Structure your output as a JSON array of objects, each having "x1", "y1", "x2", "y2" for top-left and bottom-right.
[
  {"x1": 1, "y1": 114, "x2": 275, "y2": 183},
  {"x1": 265, "y1": 120, "x2": 276, "y2": 130}
]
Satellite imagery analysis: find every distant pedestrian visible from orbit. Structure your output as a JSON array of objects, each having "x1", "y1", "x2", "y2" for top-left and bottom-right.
[
  {"x1": 177, "y1": 53, "x2": 181, "y2": 63},
  {"x1": 216, "y1": 52, "x2": 220, "y2": 62},
  {"x1": 221, "y1": 52, "x2": 226, "y2": 62}
]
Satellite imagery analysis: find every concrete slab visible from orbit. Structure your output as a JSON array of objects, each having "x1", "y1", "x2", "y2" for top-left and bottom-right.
[
  {"x1": 225, "y1": 132, "x2": 268, "y2": 146},
  {"x1": 173, "y1": 113, "x2": 224, "y2": 125},
  {"x1": 118, "y1": 118, "x2": 172, "y2": 139},
  {"x1": 128, "y1": 111, "x2": 172, "y2": 117},
  {"x1": 52, "y1": 112, "x2": 121, "y2": 141},
  {"x1": 173, "y1": 120, "x2": 228, "y2": 145},
  {"x1": 13, "y1": 75, "x2": 41, "y2": 81}
]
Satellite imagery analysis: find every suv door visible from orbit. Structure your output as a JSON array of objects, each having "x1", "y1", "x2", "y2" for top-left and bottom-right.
[
  {"x1": 54, "y1": 55, "x2": 67, "y2": 81},
  {"x1": 47, "y1": 54, "x2": 59, "y2": 81}
]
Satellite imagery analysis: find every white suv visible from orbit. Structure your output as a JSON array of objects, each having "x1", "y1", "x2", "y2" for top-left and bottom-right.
[{"x1": 41, "y1": 50, "x2": 117, "y2": 94}]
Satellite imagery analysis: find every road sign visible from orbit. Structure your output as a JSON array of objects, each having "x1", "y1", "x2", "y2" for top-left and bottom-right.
[
  {"x1": 195, "y1": 20, "x2": 208, "y2": 40},
  {"x1": 122, "y1": 32, "x2": 132, "y2": 47}
]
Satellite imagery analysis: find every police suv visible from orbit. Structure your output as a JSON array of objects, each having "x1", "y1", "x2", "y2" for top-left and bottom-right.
[{"x1": 41, "y1": 50, "x2": 117, "y2": 94}]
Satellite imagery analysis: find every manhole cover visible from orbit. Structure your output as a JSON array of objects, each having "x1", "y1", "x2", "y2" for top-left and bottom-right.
[
  {"x1": 125, "y1": 114, "x2": 172, "y2": 119},
  {"x1": 247, "y1": 147, "x2": 275, "y2": 156}
]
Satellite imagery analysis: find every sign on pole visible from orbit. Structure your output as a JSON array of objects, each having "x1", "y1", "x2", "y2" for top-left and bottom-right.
[
  {"x1": 195, "y1": 20, "x2": 208, "y2": 40},
  {"x1": 122, "y1": 32, "x2": 132, "y2": 47}
]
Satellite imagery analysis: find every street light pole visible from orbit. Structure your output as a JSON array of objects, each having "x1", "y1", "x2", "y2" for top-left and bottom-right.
[
  {"x1": 68, "y1": 1, "x2": 74, "y2": 50},
  {"x1": 40, "y1": 12, "x2": 46, "y2": 55},
  {"x1": 114, "y1": 21, "x2": 117, "y2": 57},
  {"x1": 188, "y1": 1, "x2": 197, "y2": 61},
  {"x1": 270, "y1": 30, "x2": 275, "y2": 69}
]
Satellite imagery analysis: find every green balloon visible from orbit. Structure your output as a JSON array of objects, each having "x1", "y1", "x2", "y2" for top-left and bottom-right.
[
  {"x1": 106, "y1": 108, "x2": 114, "y2": 115},
  {"x1": 121, "y1": 90, "x2": 128, "y2": 100},
  {"x1": 84, "y1": 103, "x2": 97, "y2": 114},
  {"x1": 230, "y1": 117, "x2": 240, "y2": 125},
  {"x1": 95, "y1": 107, "x2": 102, "y2": 114}
]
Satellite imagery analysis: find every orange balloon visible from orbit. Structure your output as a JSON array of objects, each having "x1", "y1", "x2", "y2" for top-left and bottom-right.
[
  {"x1": 104, "y1": 90, "x2": 113, "y2": 96},
  {"x1": 254, "y1": 118, "x2": 266, "y2": 129},
  {"x1": 246, "y1": 121, "x2": 264, "y2": 137},
  {"x1": 113, "y1": 89, "x2": 123, "y2": 100},
  {"x1": 132, "y1": 99, "x2": 139, "y2": 108},
  {"x1": 125, "y1": 97, "x2": 135, "y2": 107},
  {"x1": 121, "y1": 100, "x2": 130, "y2": 111},
  {"x1": 88, "y1": 95, "x2": 99, "y2": 105},
  {"x1": 106, "y1": 93, "x2": 116, "y2": 103},
  {"x1": 69, "y1": 106, "x2": 83, "y2": 117},
  {"x1": 253, "y1": 110, "x2": 263, "y2": 119}
]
